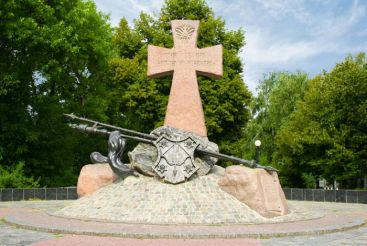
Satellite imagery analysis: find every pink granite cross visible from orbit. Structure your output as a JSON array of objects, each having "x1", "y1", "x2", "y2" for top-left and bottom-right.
[{"x1": 148, "y1": 20, "x2": 222, "y2": 137}]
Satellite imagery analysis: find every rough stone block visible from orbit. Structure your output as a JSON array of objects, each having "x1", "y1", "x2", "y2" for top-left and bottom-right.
[
  {"x1": 128, "y1": 143, "x2": 156, "y2": 177},
  {"x1": 218, "y1": 165, "x2": 290, "y2": 218},
  {"x1": 77, "y1": 163, "x2": 118, "y2": 197}
]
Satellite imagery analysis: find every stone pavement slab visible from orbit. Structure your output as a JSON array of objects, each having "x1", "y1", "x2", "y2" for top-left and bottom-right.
[
  {"x1": 2, "y1": 200, "x2": 367, "y2": 239},
  {"x1": 1, "y1": 223, "x2": 367, "y2": 246},
  {"x1": 5, "y1": 209, "x2": 364, "y2": 238},
  {"x1": 1, "y1": 200, "x2": 366, "y2": 245},
  {"x1": 30, "y1": 236, "x2": 260, "y2": 246},
  {"x1": 260, "y1": 225, "x2": 367, "y2": 246},
  {"x1": 0, "y1": 221, "x2": 54, "y2": 246}
]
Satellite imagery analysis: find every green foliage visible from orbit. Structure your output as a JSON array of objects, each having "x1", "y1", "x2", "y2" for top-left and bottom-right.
[
  {"x1": 244, "y1": 54, "x2": 367, "y2": 188},
  {"x1": 242, "y1": 71, "x2": 309, "y2": 164},
  {"x1": 276, "y1": 53, "x2": 367, "y2": 188},
  {"x1": 0, "y1": 162, "x2": 40, "y2": 188},
  {"x1": 0, "y1": 0, "x2": 114, "y2": 186},
  {"x1": 301, "y1": 173, "x2": 316, "y2": 189},
  {"x1": 108, "y1": 0, "x2": 252, "y2": 158}
]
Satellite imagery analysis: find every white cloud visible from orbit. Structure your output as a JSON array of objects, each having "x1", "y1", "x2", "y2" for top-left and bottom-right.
[
  {"x1": 311, "y1": 0, "x2": 366, "y2": 40},
  {"x1": 244, "y1": 31, "x2": 333, "y2": 64},
  {"x1": 92, "y1": 0, "x2": 367, "y2": 93},
  {"x1": 126, "y1": 0, "x2": 163, "y2": 14},
  {"x1": 94, "y1": 0, "x2": 163, "y2": 26},
  {"x1": 255, "y1": 0, "x2": 311, "y2": 24},
  {"x1": 239, "y1": 0, "x2": 367, "y2": 92}
]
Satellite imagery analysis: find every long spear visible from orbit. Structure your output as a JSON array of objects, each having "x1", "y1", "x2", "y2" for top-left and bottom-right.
[{"x1": 65, "y1": 114, "x2": 278, "y2": 172}]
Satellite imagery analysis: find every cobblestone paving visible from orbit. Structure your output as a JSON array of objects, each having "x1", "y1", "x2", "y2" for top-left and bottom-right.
[
  {"x1": 54, "y1": 167, "x2": 321, "y2": 225},
  {"x1": 0, "y1": 220, "x2": 366, "y2": 245},
  {"x1": 1, "y1": 193, "x2": 366, "y2": 245},
  {"x1": 0, "y1": 221, "x2": 55, "y2": 246},
  {"x1": 55, "y1": 166, "x2": 265, "y2": 224},
  {"x1": 260, "y1": 225, "x2": 367, "y2": 245}
]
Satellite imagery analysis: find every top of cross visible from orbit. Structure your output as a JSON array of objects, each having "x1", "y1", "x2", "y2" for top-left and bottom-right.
[{"x1": 147, "y1": 20, "x2": 222, "y2": 137}]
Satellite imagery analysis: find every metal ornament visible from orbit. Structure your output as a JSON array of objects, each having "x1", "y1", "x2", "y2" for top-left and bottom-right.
[
  {"x1": 89, "y1": 130, "x2": 136, "y2": 176},
  {"x1": 153, "y1": 136, "x2": 199, "y2": 184},
  {"x1": 65, "y1": 114, "x2": 279, "y2": 173}
]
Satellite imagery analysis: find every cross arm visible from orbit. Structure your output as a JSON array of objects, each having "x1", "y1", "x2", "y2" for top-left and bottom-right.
[
  {"x1": 196, "y1": 45, "x2": 223, "y2": 79},
  {"x1": 147, "y1": 45, "x2": 175, "y2": 78}
]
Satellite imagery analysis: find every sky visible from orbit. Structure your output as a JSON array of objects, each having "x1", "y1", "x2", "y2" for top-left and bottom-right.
[{"x1": 93, "y1": 0, "x2": 367, "y2": 93}]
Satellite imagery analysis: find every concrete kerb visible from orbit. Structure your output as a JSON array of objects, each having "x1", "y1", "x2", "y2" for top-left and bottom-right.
[{"x1": 2, "y1": 201, "x2": 366, "y2": 239}]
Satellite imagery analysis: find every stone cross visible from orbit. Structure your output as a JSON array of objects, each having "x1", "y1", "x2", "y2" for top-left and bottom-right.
[{"x1": 147, "y1": 20, "x2": 222, "y2": 137}]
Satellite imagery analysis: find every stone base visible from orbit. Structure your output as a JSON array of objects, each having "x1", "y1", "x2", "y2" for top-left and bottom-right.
[
  {"x1": 77, "y1": 163, "x2": 118, "y2": 197},
  {"x1": 218, "y1": 165, "x2": 290, "y2": 218},
  {"x1": 57, "y1": 166, "x2": 299, "y2": 224}
]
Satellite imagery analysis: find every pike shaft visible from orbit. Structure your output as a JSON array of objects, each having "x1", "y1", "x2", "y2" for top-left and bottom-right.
[{"x1": 66, "y1": 114, "x2": 278, "y2": 172}]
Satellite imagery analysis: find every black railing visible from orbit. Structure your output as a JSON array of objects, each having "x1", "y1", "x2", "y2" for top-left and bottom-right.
[
  {"x1": 0, "y1": 187, "x2": 77, "y2": 201},
  {"x1": 0, "y1": 187, "x2": 366, "y2": 204},
  {"x1": 283, "y1": 188, "x2": 367, "y2": 204}
]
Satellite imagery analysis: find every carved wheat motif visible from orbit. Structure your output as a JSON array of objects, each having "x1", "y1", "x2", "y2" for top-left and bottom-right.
[{"x1": 175, "y1": 24, "x2": 195, "y2": 40}]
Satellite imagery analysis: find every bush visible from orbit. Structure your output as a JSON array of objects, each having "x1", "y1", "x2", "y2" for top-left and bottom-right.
[
  {"x1": 0, "y1": 162, "x2": 40, "y2": 188},
  {"x1": 302, "y1": 173, "x2": 317, "y2": 188}
]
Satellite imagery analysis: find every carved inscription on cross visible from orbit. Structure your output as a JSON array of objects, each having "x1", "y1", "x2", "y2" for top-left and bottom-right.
[{"x1": 148, "y1": 20, "x2": 222, "y2": 137}]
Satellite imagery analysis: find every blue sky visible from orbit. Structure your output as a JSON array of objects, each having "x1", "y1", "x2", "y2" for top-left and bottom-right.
[{"x1": 93, "y1": 0, "x2": 367, "y2": 93}]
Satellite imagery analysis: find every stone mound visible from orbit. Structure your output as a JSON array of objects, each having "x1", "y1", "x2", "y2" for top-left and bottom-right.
[{"x1": 54, "y1": 166, "x2": 322, "y2": 225}]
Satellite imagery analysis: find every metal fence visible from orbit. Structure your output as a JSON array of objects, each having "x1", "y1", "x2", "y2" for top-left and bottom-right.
[
  {"x1": 283, "y1": 188, "x2": 367, "y2": 204},
  {"x1": 0, "y1": 187, "x2": 77, "y2": 201},
  {"x1": 1, "y1": 187, "x2": 366, "y2": 204}
]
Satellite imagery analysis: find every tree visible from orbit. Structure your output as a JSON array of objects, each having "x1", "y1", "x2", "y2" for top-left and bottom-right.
[
  {"x1": 276, "y1": 53, "x2": 367, "y2": 188},
  {"x1": 108, "y1": 0, "x2": 252, "y2": 158},
  {"x1": 242, "y1": 72, "x2": 309, "y2": 164},
  {"x1": 0, "y1": 0, "x2": 114, "y2": 186}
]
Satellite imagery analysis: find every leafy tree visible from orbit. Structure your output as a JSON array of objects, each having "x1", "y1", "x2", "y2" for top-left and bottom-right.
[
  {"x1": 242, "y1": 72, "x2": 309, "y2": 164},
  {"x1": 276, "y1": 53, "x2": 367, "y2": 188},
  {"x1": 108, "y1": 0, "x2": 252, "y2": 158},
  {"x1": 0, "y1": 0, "x2": 114, "y2": 186},
  {"x1": 0, "y1": 162, "x2": 40, "y2": 188}
]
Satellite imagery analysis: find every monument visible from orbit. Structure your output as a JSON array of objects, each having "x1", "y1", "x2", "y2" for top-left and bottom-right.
[
  {"x1": 3, "y1": 19, "x2": 366, "y2": 244},
  {"x1": 148, "y1": 20, "x2": 222, "y2": 136},
  {"x1": 59, "y1": 20, "x2": 289, "y2": 222}
]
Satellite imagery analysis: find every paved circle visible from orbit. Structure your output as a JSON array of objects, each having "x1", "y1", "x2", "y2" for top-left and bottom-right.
[
  {"x1": 30, "y1": 236, "x2": 261, "y2": 246},
  {"x1": 3, "y1": 201, "x2": 366, "y2": 239},
  {"x1": 1, "y1": 200, "x2": 367, "y2": 245}
]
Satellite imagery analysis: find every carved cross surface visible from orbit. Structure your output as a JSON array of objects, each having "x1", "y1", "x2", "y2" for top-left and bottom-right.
[{"x1": 148, "y1": 20, "x2": 223, "y2": 137}]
